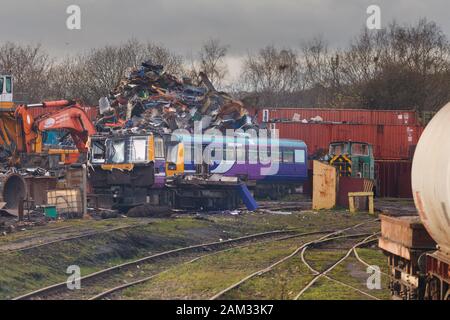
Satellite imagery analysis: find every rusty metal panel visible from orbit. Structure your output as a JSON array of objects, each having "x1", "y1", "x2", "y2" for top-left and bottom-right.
[
  {"x1": 380, "y1": 214, "x2": 436, "y2": 249},
  {"x1": 375, "y1": 160, "x2": 413, "y2": 198},
  {"x1": 312, "y1": 160, "x2": 337, "y2": 210},
  {"x1": 378, "y1": 237, "x2": 413, "y2": 260},
  {"x1": 426, "y1": 251, "x2": 450, "y2": 282},
  {"x1": 337, "y1": 177, "x2": 373, "y2": 208},
  {"x1": 24, "y1": 176, "x2": 58, "y2": 205}
]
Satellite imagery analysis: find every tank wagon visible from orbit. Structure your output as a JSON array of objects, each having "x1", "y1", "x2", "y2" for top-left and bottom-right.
[{"x1": 379, "y1": 102, "x2": 450, "y2": 300}]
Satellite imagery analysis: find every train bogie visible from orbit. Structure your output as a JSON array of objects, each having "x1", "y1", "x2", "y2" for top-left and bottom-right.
[
  {"x1": 379, "y1": 214, "x2": 436, "y2": 300},
  {"x1": 425, "y1": 251, "x2": 450, "y2": 300}
]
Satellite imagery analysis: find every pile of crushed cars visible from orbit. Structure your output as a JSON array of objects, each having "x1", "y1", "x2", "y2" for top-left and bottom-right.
[{"x1": 96, "y1": 61, "x2": 257, "y2": 133}]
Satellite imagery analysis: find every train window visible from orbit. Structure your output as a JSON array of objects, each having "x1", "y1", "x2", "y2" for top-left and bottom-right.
[
  {"x1": 351, "y1": 143, "x2": 369, "y2": 156},
  {"x1": 167, "y1": 143, "x2": 179, "y2": 164},
  {"x1": 295, "y1": 150, "x2": 305, "y2": 163},
  {"x1": 248, "y1": 147, "x2": 258, "y2": 163},
  {"x1": 154, "y1": 137, "x2": 164, "y2": 158},
  {"x1": 271, "y1": 150, "x2": 280, "y2": 163},
  {"x1": 108, "y1": 140, "x2": 125, "y2": 163},
  {"x1": 329, "y1": 143, "x2": 346, "y2": 155},
  {"x1": 282, "y1": 150, "x2": 294, "y2": 163},
  {"x1": 5, "y1": 76, "x2": 12, "y2": 94},
  {"x1": 262, "y1": 109, "x2": 269, "y2": 122},
  {"x1": 0, "y1": 78, "x2": 3, "y2": 94},
  {"x1": 91, "y1": 140, "x2": 106, "y2": 164},
  {"x1": 235, "y1": 143, "x2": 245, "y2": 163},
  {"x1": 130, "y1": 138, "x2": 147, "y2": 162}
]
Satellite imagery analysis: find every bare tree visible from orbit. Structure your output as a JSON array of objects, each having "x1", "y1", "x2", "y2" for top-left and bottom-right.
[
  {"x1": 190, "y1": 38, "x2": 229, "y2": 89},
  {"x1": 81, "y1": 39, "x2": 143, "y2": 100},
  {"x1": 47, "y1": 40, "x2": 185, "y2": 104},
  {"x1": 241, "y1": 45, "x2": 301, "y2": 107},
  {"x1": 300, "y1": 37, "x2": 351, "y2": 107},
  {"x1": 301, "y1": 37, "x2": 331, "y2": 89},
  {"x1": 0, "y1": 42, "x2": 53, "y2": 103},
  {"x1": 342, "y1": 19, "x2": 450, "y2": 110},
  {"x1": 144, "y1": 43, "x2": 184, "y2": 76}
]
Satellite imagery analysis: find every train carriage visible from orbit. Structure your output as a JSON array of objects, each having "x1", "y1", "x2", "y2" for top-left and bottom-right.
[{"x1": 87, "y1": 130, "x2": 308, "y2": 211}]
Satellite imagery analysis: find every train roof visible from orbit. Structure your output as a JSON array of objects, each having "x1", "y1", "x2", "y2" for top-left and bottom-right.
[
  {"x1": 90, "y1": 131, "x2": 307, "y2": 149},
  {"x1": 171, "y1": 133, "x2": 306, "y2": 149}
]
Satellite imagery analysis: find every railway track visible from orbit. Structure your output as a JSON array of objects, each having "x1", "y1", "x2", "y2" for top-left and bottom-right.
[
  {"x1": 352, "y1": 241, "x2": 388, "y2": 276},
  {"x1": 13, "y1": 228, "x2": 327, "y2": 300},
  {"x1": 295, "y1": 233, "x2": 380, "y2": 300},
  {"x1": 89, "y1": 232, "x2": 322, "y2": 300},
  {"x1": 209, "y1": 220, "x2": 379, "y2": 300},
  {"x1": 92, "y1": 220, "x2": 382, "y2": 300},
  {"x1": 1, "y1": 222, "x2": 151, "y2": 254}
]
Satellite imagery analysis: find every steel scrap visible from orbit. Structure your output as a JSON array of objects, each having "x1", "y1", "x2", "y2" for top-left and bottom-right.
[{"x1": 96, "y1": 61, "x2": 257, "y2": 133}]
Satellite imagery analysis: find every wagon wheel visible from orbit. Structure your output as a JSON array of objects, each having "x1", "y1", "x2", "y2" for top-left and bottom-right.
[
  {"x1": 425, "y1": 278, "x2": 440, "y2": 300},
  {"x1": 444, "y1": 288, "x2": 450, "y2": 300}
]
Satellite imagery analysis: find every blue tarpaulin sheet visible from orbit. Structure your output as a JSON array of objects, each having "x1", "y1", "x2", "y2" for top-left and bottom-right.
[{"x1": 237, "y1": 184, "x2": 258, "y2": 211}]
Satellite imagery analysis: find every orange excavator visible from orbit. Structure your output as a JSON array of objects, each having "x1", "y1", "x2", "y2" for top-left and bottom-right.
[
  {"x1": 1, "y1": 75, "x2": 97, "y2": 166},
  {"x1": 13, "y1": 100, "x2": 96, "y2": 165}
]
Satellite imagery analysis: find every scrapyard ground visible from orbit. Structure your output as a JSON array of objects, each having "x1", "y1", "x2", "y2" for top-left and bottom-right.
[{"x1": 0, "y1": 198, "x2": 412, "y2": 300}]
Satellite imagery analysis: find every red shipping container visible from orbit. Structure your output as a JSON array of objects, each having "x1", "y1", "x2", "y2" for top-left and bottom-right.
[
  {"x1": 258, "y1": 108, "x2": 420, "y2": 126},
  {"x1": 271, "y1": 122, "x2": 423, "y2": 160},
  {"x1": 375, "y1": 160, "x2": 413, "y2": 198}
]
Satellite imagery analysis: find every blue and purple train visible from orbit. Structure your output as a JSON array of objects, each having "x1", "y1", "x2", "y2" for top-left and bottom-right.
[{"x1": 88, "y1": 131, "x2": 308, "y2": 211}]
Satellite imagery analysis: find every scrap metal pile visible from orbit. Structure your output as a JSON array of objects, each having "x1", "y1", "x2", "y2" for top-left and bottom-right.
[{"x1": 96, "y1": 61, "x2": 257, "y2": 133}]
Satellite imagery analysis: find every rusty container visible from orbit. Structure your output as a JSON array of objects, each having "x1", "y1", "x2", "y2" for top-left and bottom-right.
[
  {"x1": 259, "y1": 108, "x2": 420, "y2": 125},
  {"x1": 24, "y1": 176, "x2": 58, "y2": 206},
  {"x1": 379, "y1": 214, "x2": 436, "y2": 260},
  {"x1": 337, "y1": 177, "x2": 374, "y2": 208},
  {"x1": 272, "y1": 122, "x2": 423, "y2": 160},
  {"x1": 375, "y1": 160, "x2": 413, "y2": 198}
]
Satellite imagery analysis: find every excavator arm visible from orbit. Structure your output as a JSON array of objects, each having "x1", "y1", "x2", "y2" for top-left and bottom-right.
[
  {"x1": 37, "y1": 106, "x2": 96, "y2": 152},
  {"x1": 15, "y1": 101, "x2": 96, "y2": 153}
]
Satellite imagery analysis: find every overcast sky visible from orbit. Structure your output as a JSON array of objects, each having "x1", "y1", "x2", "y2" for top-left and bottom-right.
[{"x1": 1, "y1": 0, "x2": 449, "y2": 80}]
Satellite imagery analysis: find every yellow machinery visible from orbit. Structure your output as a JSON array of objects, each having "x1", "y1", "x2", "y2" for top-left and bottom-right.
[
  {"x1": 0, "y1": 75, "x2": 23, "y2": 164},
  {"x1": 0, "y1": 75, "x2": 95, "y2": 166}
]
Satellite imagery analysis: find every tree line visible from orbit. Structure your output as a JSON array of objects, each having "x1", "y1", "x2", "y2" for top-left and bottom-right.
[{"x1": 1, "y1": 18, "x2": 449, "y2": 111}]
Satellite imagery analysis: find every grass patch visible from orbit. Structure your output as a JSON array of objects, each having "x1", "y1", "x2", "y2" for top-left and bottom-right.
[
  {"x1": 0, "y1": 209, "x2": 381, "y2": 300},
  {"x1": 299, "y1": 277, "x2": 371, "y2": 300},
  {"x1": 221, "y1": 251, "x2": 316, "y2": 300},
  {"x1": 327, "y1": 255, "x2": 391, "y2": 300},
  {"x1": 120, "y1": 237, "x2": 309, "y2": 300}
]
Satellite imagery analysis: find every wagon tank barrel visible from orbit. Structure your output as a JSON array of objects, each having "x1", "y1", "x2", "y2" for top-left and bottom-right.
[{"x1": 412, "y1": 102, "x2": 450, "y2": 254}]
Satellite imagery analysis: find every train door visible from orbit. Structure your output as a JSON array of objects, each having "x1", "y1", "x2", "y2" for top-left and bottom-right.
[
  {"x1": 165, "y1": 138, "x2": 184, "y2": 177},
  {"x1": 246, "y1": 137, "x2": 260, "y2": 180},
  {"x1": 294, "y1": 148, "x2": 307, "y2": 175},
  {"x1": 0, "y1": 75, "x2": 13, "y2": 103},
  {"x1": 151, "y1": 135, "x2": 166, "y2": 187}
]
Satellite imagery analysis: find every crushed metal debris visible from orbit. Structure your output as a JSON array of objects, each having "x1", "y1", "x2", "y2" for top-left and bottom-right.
[{"x1": 96, "y1": 61, "x2": 257, "y2": 133}]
